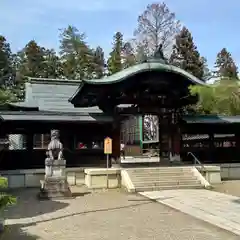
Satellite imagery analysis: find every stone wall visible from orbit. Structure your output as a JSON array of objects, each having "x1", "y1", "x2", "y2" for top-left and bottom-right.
[
  {"x1": 2, "y1": 163, "x2": 240, "y2": 189},
  {"x1": 0, "y1": 168, "x2": 85, "y2": 188},
  {"x1": 220, "y1": 163, "x2": 240, "y2": 180}
]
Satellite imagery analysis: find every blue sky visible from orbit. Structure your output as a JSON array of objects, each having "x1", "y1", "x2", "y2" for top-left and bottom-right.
[{"x1": 1, "y1": 0, "x2": 239, "y2": 69}]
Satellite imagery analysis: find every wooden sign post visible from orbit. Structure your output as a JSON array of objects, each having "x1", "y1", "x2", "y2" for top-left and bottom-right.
[{"x1": 104, "y1": 137, "x2": 112, "y2": 189}]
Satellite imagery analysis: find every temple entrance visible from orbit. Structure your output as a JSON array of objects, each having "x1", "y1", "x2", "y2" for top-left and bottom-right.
[{"x1": 69, "y1": 49, "x2": 205, "y2": 165}]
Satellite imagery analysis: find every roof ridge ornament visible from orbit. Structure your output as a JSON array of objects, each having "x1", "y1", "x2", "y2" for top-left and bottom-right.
[{"x1": 147, "y1": 44, "x2": 168, "y2": 64}]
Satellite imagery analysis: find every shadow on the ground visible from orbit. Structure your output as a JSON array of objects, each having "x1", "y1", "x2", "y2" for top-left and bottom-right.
[
  {"x1": 19, "y1": 199, "x2": 154, "y2": 227},
  {"x1": 72, "y1": 191, "x2": 91, "y2": 197},
  {"x1": 0, "y1": 224, "x2": 40, "y2": 240},
  {"x1": 4, "y1": 188, "x2": 70, "y2": 219},
  {"x1": 232, "y1": 199, "x2": 240, "y2": 204}
]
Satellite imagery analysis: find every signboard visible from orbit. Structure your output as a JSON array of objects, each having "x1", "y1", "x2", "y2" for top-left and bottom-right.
[{"x1": 104, "y1": 137, "x2": 112, "y2": 154}]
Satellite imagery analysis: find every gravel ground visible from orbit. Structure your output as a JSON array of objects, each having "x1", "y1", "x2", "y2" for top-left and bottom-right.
[
  {"x1": 0, "y1": 186, "x2": 238, "y2": 240},
  {"x1": 212, "y1": 180, "x2": 240, "y2": 197}
]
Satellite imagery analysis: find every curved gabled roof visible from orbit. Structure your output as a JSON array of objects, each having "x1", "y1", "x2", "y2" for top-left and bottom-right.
[
  {"x1": 83, "y1": 61, "x2": 205, "y2": 85},
  {"x1": 69, "y1": 61, "x2": 205, "y2": 104}
]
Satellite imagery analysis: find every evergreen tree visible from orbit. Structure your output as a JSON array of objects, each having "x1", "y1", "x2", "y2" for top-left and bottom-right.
[
  {"x1": 135, "y1": 44, "x2": 148, "y2": 63},
  {"x1": 122, "y1": 42, "x2": 136, "y2": 68},
  {"x1": 42, "y1": 48, "x2": 63, "y2": 78},
  {"x1": 0, "y1": 35, "x2": 15, "y2": 87},
  {"x1": 59, "y1": 25, "x2": 93, "y2": 79},
  {"x1": 170, "y1": 27, "x2": 204, "y2": 79},
  {"x1": 201, "y1": 57, "x2": 212, "y2": 81},
  {"x1": 20, "y1": 40, "x2": 45, "y2": 78},
  {"x1": 214, "y1": 48, "x2": 238, "y2": 79},
  {"x1": 107, "y1": 32, "x2": 123, "y2": 75},
  {"x1": 93, "y1": 46, "x2": 105, "y2": 78},
  {"x1": 0, "y1": 36, "x2": 22, "y2": 102}
]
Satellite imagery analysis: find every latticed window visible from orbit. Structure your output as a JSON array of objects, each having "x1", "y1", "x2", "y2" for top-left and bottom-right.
[
  {"x1": 8, "y1": 134, "x2": 27, "y2": 150},
  {"x1": 120, "y1": 116, "x2": 140, "y2": 144},
  {"x1": 182, "y1": 134, "x2": 210, "y2": 148},
  {"x1": 33, "y1": 134, "x2": 50, "y2": 149},
  {"x1": 213, "y1": 134, "x2": 236, "y2": 148}
]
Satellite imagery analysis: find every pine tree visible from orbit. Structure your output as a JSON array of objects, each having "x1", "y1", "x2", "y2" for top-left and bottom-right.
[
  {"x1": 170, "y1": 27, "x2": 204, "y2": 79},
  {"x1": 214, "y1": 48, "x2": 238, "y2": 79},
  {"x1": 107, "y1": 32, "x2": 123, "y2": 75}
]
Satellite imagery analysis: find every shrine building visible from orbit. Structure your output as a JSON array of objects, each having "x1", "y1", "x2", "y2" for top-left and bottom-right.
[{"x1": 0, "y1": 56, "x2": 239, "y2": 173}]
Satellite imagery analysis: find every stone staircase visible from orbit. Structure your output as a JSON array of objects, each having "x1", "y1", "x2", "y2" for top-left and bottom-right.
[{"x1": 122, "y1": 167, "x2": 208, "y2": 192}]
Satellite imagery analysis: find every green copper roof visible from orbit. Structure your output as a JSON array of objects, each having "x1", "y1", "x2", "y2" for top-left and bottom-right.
[
  {"x1": 83, "y1": 62, "x2": 205, "y2": 85},
  {"x1": 183, "y1": 115, "x2": 240, "y2": 123},
  {"x1": 69, "y1": 61, "x2": 205, "y2": 104}
]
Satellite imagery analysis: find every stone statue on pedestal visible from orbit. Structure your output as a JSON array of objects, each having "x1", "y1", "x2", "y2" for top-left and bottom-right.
[
  {"x1": 38, "y1": 130, "x2": 72, "y2": 200},
  {"x1": 45, "y1": 130, "x2": 64, "y2": 177}
]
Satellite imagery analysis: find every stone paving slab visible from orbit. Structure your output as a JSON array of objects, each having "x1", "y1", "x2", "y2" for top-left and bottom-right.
[
  {"x1": 140, "y1": 189, "x2": 240, "y2": 236},
  {"x1": 1, "y1": 188, "x2": 238, "y2": 239}
]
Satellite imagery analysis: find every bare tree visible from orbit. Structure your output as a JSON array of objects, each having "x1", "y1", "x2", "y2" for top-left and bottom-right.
[{"x1": 133, "y1": 2, "x2": 181, "y2": 58}]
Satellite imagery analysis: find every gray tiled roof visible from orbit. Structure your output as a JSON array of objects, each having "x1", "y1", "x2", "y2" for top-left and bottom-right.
[
  {"x1": 0, "y1": 111, "x2": 112, "y2": 122},
  {"x1": 13, "y1": 78, "x2": 103, "y2": 113}
]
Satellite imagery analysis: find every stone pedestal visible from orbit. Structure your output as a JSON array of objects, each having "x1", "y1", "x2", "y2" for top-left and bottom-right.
[{"x1": 38, "y1": 160, "x2": 72, "y2": 200}]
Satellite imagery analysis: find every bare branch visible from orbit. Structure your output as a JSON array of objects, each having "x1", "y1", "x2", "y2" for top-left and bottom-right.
[{"x1": 134, "y1": 3, "x2": 181, "y2": 58}]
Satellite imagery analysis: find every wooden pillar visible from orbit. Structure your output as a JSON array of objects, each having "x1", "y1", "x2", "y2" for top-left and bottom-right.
[
  {"x1": 158, "y1": 113, "x2": 162, "y2": 161},
  {"x1": 235, "y1": 133, "x2": 240, "y2": 160},
  {"x1": 209, "y1": 132, "x2": 214, "y2": 163},
  {"x1": 172, "y1": 125, "x2": 181, "y2": 155},
  {"x1": 111, "y1": 121, "x2": 120, "y2": 162},
  {"x1": 26, "y1": 132, "x2": 33, "y2": 151},
  {"x1": 26, "y1": 132, "x2": 34, "y2": 164}
]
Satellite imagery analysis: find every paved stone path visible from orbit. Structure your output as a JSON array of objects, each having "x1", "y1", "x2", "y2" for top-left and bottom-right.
[
  {"x1": 140, "y1": 189, "x2": 240, "y2": 236},
  {"x1": 1, "y1": 188, "x2": 238, "y2": 239}
]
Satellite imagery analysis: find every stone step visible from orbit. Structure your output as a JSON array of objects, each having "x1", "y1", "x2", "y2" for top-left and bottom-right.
[
  {"x1": 129, "y1": 176, "x2": 197, "y2": 181},
  {"x1": 127, "y1": 167, "x2": 191, "y2": 172},
  {"x1": 135, "y1": 184, "x2": 203, "y2": 192},
  {"x1": 133, "y1": 179, "x2": 200, "y2": 186},
  {"x1": 128, "y1": 172, "x2": 193, "y2": 178},
  {"x1": 127, "y1": 170, "x2": 192, "y2": 174}
]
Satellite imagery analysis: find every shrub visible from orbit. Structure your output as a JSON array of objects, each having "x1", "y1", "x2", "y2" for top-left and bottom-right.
[{"x1": 0, "y1": 177, "x2": 16, "y2": 211}]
